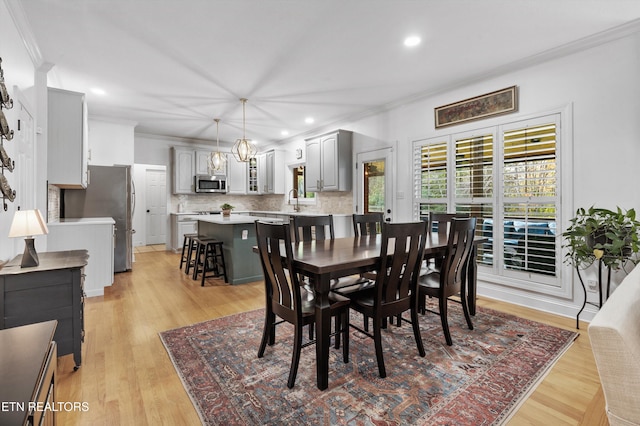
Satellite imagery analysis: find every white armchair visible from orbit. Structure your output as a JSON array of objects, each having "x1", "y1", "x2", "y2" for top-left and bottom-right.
[{"x1": 588, "y1": 265, "x2": 640, "y2": 426}]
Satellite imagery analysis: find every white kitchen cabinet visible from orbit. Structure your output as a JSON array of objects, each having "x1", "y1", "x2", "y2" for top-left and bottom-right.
[
  {"x1": 195, "y1": 149, "x2": 227, "y2": 176},
  {"x1": 46, "y1": 218, "x2": 115, "y2": 297},
  {"x1": 227, "y1": 158, "x2": 247, "y2": 194},
  {"x1": 263, "y1": 150, "x2": 285, "y2": 194},
  {"x1": 172, "y1": 147, "x2": 195, "y2": 194},
  {"x1": 47, "y1": 88, "x2": 88, "y2": 188},
  {"x1": 305, "y1": 130, "x2": 352, "y2": 192},
  {"x1": 247, "y1": 156, "x2": 260, "y2": 194},
  {"x1": 170, "y1": 213, "x2": 198, "y2": 252}
]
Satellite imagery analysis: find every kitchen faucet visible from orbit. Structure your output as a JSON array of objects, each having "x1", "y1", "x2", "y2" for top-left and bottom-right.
[{"x1": 288, "y1": 189, "x2": 300, "y2": 212}]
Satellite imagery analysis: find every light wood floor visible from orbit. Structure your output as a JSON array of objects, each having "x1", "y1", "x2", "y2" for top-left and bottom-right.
[{"x1": 54, "y1": 247, "x2": 608, "y2": 425}]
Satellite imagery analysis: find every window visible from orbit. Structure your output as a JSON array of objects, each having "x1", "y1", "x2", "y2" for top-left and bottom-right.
[
  {"x1": 413, "y1": 113, "x2": 562, "y2": 289},
  {"x1": 292, "y1": 165, "x2": 315, "y2": 200}
]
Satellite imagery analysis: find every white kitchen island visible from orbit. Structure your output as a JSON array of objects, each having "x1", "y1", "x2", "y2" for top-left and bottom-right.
[{"x1": 196, "y1": 214, "x2": 282, "y2": 285}]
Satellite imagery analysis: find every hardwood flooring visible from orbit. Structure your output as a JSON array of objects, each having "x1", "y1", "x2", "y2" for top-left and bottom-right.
[{"x1": 54, "y1": 248, "x2": 608, "y2": 425}]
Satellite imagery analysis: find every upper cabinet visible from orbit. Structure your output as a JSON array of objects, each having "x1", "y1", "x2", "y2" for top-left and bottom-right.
[
  {"x1": 195, "y1": 149, "x2": 226, "y2": 176},
  {"x1": 48, "y1": 88, "x2": 88, "y2": 188},
  {"x1": 172, "y1": 147, "x2": 195, "y2": 194},
  {"x1": 263, "y1": 149, "x2": 285, "y2": 194},
  {"x1": 227, "y1": 158, "x2": 247, "y2": 195},
  {"x1": 173, "y1": 148, "x2": 228, "y2": 194},
  {"x1": 227, "y1": 150, "x2": 284, "y2": 195},
  {"x1": 305, "y1": 130, "x2": 352, "y2": 192}
]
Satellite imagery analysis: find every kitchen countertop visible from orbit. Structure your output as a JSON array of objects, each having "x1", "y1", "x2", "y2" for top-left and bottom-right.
[
  {"x1": 173, "y1": 211, "x2": 352, "y2": 218},
  {"x1": 195, "y1": 214, "x2": 283, "y2": 225},
  {"x1": 48, "y1": 217, "x2": 116, "y2": 226}
]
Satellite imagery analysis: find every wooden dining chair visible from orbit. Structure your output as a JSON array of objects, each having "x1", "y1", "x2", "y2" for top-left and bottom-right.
[
  {"x1": 418, "y1": 217, "x2": 476, "y2": 346},
  {"x1": 292, "y1": 214, "x2": 334, "y2": 243},
  {"x1": 344, "y1": 221, "x2": 427, "y2": 378},
  {"x1": 424, "y1": 212, "x2": 468, "y2": 274},
  {"x1": 255, "y1": 221, "x2": 350, "y2": 388},
  {"x1": 352, "y1": 212, "x2": 384, "y2": 236}
]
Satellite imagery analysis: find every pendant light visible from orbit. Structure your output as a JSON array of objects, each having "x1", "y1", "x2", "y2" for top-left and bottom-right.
[
  {"x1": 231, "y1": 98, "x2": 257, "y2": 162},
  {"x1": 207, "y1": 118, "x2": 227, "y2": 173}
]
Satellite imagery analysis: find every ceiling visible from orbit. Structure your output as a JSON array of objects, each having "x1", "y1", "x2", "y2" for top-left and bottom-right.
[{"x1": 16, "y1": 1, "x2": 640, "y2": 147}]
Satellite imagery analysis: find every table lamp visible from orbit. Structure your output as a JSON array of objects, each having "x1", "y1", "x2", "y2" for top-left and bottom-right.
[{"x1": 8, "y1": 209, "x2": 49, "y2": 267}]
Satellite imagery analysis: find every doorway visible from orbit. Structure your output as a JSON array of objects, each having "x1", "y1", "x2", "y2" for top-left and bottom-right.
[
  {"x1": 144, "y1": 167, "x2": 167, "y2": 245},
  {"x1": 356, "y1": 148, "x2": 394, "y2": 222}
]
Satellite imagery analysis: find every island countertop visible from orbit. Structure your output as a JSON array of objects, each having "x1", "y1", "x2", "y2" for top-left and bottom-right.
[{"x1": 195, "y1": 214, "x2": 283, "y2": 225}]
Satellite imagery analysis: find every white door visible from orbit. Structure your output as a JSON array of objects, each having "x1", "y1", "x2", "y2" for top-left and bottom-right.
[
  {"x1": 145, "y1": 169, "x2": 167, "y2": 245},
  {"x1": 14, "y1": 96, "x2": 36, "y2": 254},
  {"x1": 356, "y1": 148, "x2": 394, "y2": 222}
]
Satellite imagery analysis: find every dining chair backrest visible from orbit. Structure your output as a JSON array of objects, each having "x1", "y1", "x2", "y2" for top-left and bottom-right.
[
  {"x1": 374, "y1": 221, "x2": 427, "y2": 317},
  {"x1": 255, "y1": 221, "x2": 303, "y2": 324},
  {"x1": 428, "y1": 212, "x2": 468, "y2": 239},
  {"x1": 440, "y1": 217, "x2": 476, "y2": 298},
  {"x1": 292, "y1": 215, "x2": 334, "y2": 243},
  {"x1": 352, "y1": 212, "x2": 384, "y2": 237}
]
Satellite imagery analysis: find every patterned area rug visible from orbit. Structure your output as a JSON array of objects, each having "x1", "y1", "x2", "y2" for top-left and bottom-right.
[{"x1": 160, "y1": 304, "x2": 578, "y2": 425}]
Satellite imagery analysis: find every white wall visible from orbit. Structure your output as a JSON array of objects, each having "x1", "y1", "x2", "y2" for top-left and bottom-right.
[
  {"x1": 0, "y1": 0, "x2": 39, "y2": 263},
  {"x1": 268, "y1": 32, "x2": 640, "y2": 321}
]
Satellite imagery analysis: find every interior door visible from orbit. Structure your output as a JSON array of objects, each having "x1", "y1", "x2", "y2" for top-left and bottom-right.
[
  {"x1": 356, "y1": 148, "x2": 394, "y2": 222},
  {"x1": 145, "y1": 169, "x2": 167, "y2": 245}
]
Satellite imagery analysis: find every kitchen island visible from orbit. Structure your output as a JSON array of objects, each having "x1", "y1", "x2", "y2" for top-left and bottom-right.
[{"x1": 197, "y1": 214, "x2": 283, "y2": 284}]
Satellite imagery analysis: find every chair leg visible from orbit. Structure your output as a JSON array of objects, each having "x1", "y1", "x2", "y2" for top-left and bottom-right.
[
  {"x1": 439, "y1": 297, "x2": 453, "y2": 346},
  {"x1": 460, "y1": 291, "x2": 474, "y2": 330},
  {"x1": 258, "y1": 310, "x2": 275, "y2": 358},
  {"x1": 410, "y1": 306, "x2": 426, "y2": 357},
  {"x1": 287, "y1": 323, "x2": 303, "y2": 388},
  {"x1": 334, "y1": 316, "x2": 340, "y2": 349},
  {"x1": 373, "y1": 316, "x2": 386, "y2": 378}
]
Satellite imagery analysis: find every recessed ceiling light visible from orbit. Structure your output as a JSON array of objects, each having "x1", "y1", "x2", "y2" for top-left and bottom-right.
[
  {"x1": 91, "y1": 87, "x2": 106, "y2": 95},
  {"x1": 305, "y1": 117, "x2": 314, "y2": 124},
  {"x1": 281, "y1": 130, "x2": 289, "y2": 136},
  {"x1": 404, "y1": 36, "x2": 421, "y2": 47}
]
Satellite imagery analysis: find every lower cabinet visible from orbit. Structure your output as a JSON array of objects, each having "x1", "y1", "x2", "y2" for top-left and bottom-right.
[
  {"x1": 0, "y1": 250, "x2": 88, "y2": 371},
  {"x1": 171, "y1": 213, "x2": 198, "y2": 251}
]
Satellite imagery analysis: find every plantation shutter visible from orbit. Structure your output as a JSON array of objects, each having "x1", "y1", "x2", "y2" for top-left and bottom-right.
[
  {"x1": 453, "y1": 133, "x2": 494, "y2": 267},
  {"x1": 413, "y1": 139, "x2": 448, "y2": 219},
  {"x1": 502, "y1": 120, "x2": 558, "y2": 278}
]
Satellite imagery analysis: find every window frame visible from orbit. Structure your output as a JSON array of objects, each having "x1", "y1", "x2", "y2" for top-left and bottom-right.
[{"x1": 413, "y1": 106, "x2": 573, "y2": 299}]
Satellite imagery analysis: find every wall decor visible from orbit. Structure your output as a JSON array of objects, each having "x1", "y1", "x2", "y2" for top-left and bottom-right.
[
  {"x1": 434, "y1": 85, "x2": 518, "y2": 128},
  {"x1": 0, "y1": 57, "x2": 16, "y2": 211}
]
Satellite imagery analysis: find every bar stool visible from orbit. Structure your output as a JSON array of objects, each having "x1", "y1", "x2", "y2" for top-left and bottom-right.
[
  {"x1": 180, "y1": 233, "x2": 198, "y2": 274},
  {"x1": 192, "y1": 237, "x2": 228, "y2": 286}
]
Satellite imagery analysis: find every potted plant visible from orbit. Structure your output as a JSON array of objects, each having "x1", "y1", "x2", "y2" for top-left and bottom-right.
[
  {"x1": 563, "y1": 206, "x2": 640, "y2": 326},
  {"x1": 220, "y1": 203, "x2": 234, "y2": 217},
  {"x1": 563, "y1": 206, "x2": 640, "y2": 271}
]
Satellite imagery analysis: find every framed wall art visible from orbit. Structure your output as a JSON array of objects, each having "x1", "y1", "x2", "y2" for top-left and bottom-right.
[{"x1": 434, "y1": 85, "x2": 518, "y2": 128}]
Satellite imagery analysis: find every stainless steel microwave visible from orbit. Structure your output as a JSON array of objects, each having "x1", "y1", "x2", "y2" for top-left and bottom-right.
[{"x1": 195, "y1": 175, "x2": 227, "y2": 193}]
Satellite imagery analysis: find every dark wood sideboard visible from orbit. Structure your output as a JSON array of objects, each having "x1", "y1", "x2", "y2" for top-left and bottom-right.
[
  {"x1": 0, "y1": 320, "x2": 58, "y2": 426},
  {"x1": 0, "y1": 250, "x2": 88, "y2": 370}
]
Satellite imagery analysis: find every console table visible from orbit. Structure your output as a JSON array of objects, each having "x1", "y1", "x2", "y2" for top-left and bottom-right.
[
  {"x1": 0, "y1": 320, "x2": 57, "y2": 426},
  {"x1": 0, "y1": 250, "x2": 88, "y2": 370}
]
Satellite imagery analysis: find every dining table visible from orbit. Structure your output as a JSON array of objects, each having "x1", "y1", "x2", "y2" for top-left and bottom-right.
[{"x1": 266, "y1": 233, "x2": 486, "y2": 390}]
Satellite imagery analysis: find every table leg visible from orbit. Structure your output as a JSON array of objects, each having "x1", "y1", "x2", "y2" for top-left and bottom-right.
[{"x1": 313, "y1": 274, "x2": 332, "y2": 390}]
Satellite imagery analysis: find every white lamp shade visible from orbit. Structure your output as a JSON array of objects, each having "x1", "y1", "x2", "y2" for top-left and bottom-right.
[{"x1": 8, "y1": 209, "x2": 49, "y2": 238}]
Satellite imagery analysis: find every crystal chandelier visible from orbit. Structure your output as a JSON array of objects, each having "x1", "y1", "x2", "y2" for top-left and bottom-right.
[
  {"x1": 207, "y1": 118, "x2": 226, "y2": 173},
  {"x1": 231, "y1": 98, "x2": 257, "y2": 162}
]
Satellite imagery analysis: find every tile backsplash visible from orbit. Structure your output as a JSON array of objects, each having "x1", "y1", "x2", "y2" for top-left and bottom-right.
[
  {"x1": 171, "y1": 191, "x2": 353, "y2": 214},
  {"x1": 47, "y1": 184, "x2": 60, "y2": 222}
]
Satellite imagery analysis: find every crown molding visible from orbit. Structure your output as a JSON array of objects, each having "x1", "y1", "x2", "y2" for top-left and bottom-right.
[{"x1": 4, "y1": 0, "x2": 44, "y2": 67}]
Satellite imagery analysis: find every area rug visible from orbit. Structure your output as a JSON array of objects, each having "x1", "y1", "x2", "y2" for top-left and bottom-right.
[{"x1": 159, "y1": 304, "x2": 578, "y2": 425}]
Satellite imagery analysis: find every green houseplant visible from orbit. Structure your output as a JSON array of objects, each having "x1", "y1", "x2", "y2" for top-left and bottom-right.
[
  {"x1": 563, "y1": 206, "x2": 640, "y2": 327},
  {"x1": 220, "y1": 203, "x2": 234, "y2": 216},
  {"x1": 563, "y1": 206, "x2": 640, "y2": 271}
]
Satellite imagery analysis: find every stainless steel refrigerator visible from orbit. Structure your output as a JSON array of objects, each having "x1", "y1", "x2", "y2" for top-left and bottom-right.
[{"x1": 62, "y1": 165, "x2": 134, "y2": 272}]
